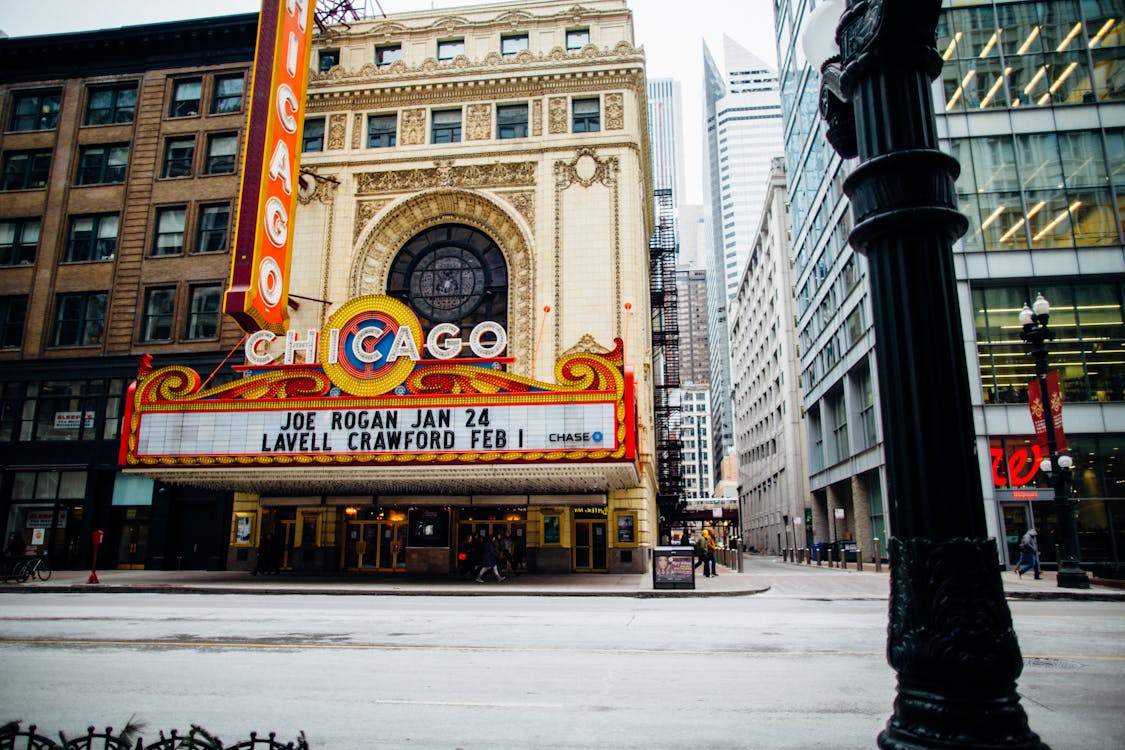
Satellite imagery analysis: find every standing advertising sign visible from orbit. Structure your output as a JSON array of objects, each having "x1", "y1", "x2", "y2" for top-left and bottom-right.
[
  {"x1": 225, "y1": 0, "x2": 317, "y2": 333},
  {"x1": 653, "y1": 546, "x2": 695, "y2": 590}
]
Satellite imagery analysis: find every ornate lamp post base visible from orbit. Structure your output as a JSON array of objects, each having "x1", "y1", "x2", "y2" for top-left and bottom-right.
[{"x1": 879, "y1": 538, "x2": 1046, "y2": 749}]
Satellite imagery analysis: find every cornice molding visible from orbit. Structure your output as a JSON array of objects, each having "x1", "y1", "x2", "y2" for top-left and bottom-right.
[{"x1": 309, "y1": 41, "x2": 644, "y2": 88}]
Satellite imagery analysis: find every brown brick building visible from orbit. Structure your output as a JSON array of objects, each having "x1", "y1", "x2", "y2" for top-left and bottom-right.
[{"x1": 0, "y1": 15, "x2": 257, "y2": 570}]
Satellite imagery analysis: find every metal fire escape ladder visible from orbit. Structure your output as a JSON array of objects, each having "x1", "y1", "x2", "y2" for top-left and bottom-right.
[{"x1": 649, "y1": 188, "x2": 684, "y2": 521}]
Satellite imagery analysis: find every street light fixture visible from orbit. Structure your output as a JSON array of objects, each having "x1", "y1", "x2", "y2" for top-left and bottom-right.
[
  {"x1": 1019, "y1": 293, "x2": 1091, "y2": 589},
  {"x1": 802, "y1": 1, "x2": 1045, "y2": 747}
]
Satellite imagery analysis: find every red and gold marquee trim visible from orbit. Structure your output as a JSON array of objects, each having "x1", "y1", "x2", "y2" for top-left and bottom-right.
[{"x1": 119, "y1": 341, "x2": 637, "y2": 470}]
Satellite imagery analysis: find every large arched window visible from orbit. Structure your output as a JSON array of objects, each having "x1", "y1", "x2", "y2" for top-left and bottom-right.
[{"x1": 386, "y1": 223, "x2": 508, "y2": 333}]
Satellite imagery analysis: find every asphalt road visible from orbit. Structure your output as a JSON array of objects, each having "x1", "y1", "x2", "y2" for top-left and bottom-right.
[{"x1": 0, "y1": 582, "x2": 1121, "y2": 749}]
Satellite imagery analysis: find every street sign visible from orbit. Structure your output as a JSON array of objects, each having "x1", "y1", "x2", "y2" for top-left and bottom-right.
[{"x1": 834, "y1": 508, "x2": 845, "y2": 520}]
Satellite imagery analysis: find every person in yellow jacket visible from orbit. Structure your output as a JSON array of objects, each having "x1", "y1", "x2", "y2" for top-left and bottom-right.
[{"x1": 701, "y1": 528, "x2": 719, "y2": 577}]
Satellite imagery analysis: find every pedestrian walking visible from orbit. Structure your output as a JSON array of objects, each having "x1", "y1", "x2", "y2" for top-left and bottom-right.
[
  {"x1": 475, "y1": 533, "x2": 505, "y2": 582},
  {"x1": 702, "y1": 528, "x2": 719, "y2": 578},
  {"x1": 499, "y1": 529, "x2": 517, "y2": 575},
  {"x1": 1017, "y1": 528, "x2": 1041, "y2": 579}
]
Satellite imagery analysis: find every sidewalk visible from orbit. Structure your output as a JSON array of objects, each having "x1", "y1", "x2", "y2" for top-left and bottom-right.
[{"x1": 2, "y1": 556, "x2": 1122, "y2": 600}]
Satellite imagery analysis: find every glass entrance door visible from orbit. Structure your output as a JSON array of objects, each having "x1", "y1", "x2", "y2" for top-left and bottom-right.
[
  {"x1": 278, "y1": 519, "x2": 296, "y2": 571},
  {"x1": 346, "y1": 521, "x2": 405, "y2": 571},
  {"x1": 574, "y1": 520, "x2": 607, "y2": 572}
]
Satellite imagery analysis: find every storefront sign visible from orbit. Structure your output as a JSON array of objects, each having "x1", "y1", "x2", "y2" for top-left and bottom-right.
[
  {"x1": 121, "y1": 295, "x2": 637, "y2": 470},
  {"x1": 134, "y1": 402, "x2": 616, "y2": 458},
  {"x1": 26, "y1": 510, "x2": 66, "y2": 528},
  {"x1": 224, "y1": 0, "x2": 316, "y2": 333},
  {"x1": 53, "y1": 411, "x2": 94, "y2": 430}
]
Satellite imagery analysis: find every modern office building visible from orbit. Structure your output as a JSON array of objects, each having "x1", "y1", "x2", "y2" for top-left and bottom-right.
[
  {"x1": 676, "y1": 383, "x2": 714, "y2": 499},
  {"x1": 647, "y1": 78, "x2": 685, "y2": 212},
  {"x1": 0, "y1": 14, "x2": 258, "y2": 570},
  {"x1": 119, "y1": 0, "x2": 659, "y2": 575},
  {"x1": 776, "y1": 0, "x2": 1123, "y2": 572},
  {"x1": 729, "y1": 157, "x2": 809, "y2": 554},
  {"x1": 702, "y1": 35, "x2": 785, "y2": 489}
]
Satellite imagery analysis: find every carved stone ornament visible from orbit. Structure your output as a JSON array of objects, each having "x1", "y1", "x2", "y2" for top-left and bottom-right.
[
  {"x1": 351, "y1": 113, "x2": 363, "y2": 150},
  {"x1": 356, "y1": 161, "x2": 537, "y2": 194},
  {"x1": 327, "y1": 113, "x2": 347, "y2": 150},
  {"x1": 548, "y1": 97, "x2": 568, "y2": 134},
  {"x1": 563, "y1": 334, "x2": 613, "y2": 356},
  {"x1": 499, "y1": 190, "x2": 535, "y2": 228},
  {"x1": 554, "y1": 148, "x2": 618, "y2": 190},
  {"x1": 466, "y1": 103, "x2": 492, "y2": 141},
  {"x1": 532, "y1": 99, "x2": 543, "y2": 136},
  {"x1": 353, "y1": 198, "x2": 392, "y2": 241},
  {"x1": 296, "y1": 171, "x2": 338, "y2": 205},
  {"x1": 401, "y1": 109, "x2": 427, "y2": 146},
  {"x1": 604, "y1": 92, "x2": 624, "y2": 130}
]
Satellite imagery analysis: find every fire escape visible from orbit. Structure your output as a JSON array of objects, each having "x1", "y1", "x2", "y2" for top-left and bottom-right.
[{"x1": 649, "y1": 188, "x2": 684, "y2": 527}]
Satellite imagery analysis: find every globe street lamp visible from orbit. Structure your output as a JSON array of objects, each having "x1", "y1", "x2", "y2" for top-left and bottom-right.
[
  {"x1": 802, "y1": 1, "x2": 1045, "y2": 747},
  {"x1": 1019, "y1": 294, "x2": 1091, "y2": 589}
]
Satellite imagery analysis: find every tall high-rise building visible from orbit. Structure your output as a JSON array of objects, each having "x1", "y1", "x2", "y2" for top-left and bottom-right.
[
  {"x1": 702, "y1": 35, "x2": 785, "y2": 490},
  {"x1": 729, "y1": 158, "x2": 809, "y2": 554},
  {"x1": 647, "y1": 78, "x2": 685, "y2": 209},
  {"x1": 776, "y1": 0, "x2": 1124, "y2": 572}
]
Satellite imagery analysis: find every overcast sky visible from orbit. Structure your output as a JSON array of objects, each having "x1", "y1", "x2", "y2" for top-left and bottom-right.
[{"x1": 0, "y1": 0, "x2": 782, "y2": 204}]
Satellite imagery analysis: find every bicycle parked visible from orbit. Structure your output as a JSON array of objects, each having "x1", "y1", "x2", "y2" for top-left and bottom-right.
[{"x1": 15, "y1": 556, "x2": 51, "y2": 582}]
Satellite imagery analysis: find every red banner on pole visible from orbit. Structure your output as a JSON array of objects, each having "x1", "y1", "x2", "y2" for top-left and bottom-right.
[
  {"x1": 1045, "y1": 370, "x2": 1068, "y2": 453},
  {"x1": 1028, "y1": 372, "x2": 1068, "y2": 453}
]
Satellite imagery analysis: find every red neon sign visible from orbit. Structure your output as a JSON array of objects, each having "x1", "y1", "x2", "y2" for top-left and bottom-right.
[
  {"x1": 990, "y1": 444, "x2": 1043, "y2": 488},
  {"x1": 225, "y1": 0, "x2": 316, "y2": 333}
]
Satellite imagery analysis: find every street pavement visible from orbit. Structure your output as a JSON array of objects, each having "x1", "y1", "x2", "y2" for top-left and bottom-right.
[{"x1": 4, "y1": 553, "x2": 1123, "y2": 600}]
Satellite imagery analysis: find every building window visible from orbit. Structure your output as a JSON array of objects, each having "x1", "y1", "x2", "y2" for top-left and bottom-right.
[
  {"x1": 75, "y1": 144, "x2": 129, "y2": 185},
  {"x1": 0, "y1": 296, "x2": 26, "y2": 349},
  {"x1": 10, "y1": 90, "x2": 61, "y2": 131},
  {"x1": 169, "y1": 78, "x2": 202, "y2": 117},
  {"x1": 162, "y1": 137, "x2": 195, "y2": 178},
  {"x1": 2, "y1": 150, "x2": 52, "y2": 190},
  {"x1": 52, "y1": 291, "x2": 107, "y2": 347},
  {"x1": 572, "y1": 97, "x2": 600, "y2": 133},
  {"x1": 367, "y1": 114, "x2": 397, "y2": 148},
  {"x1": 386, "y1": 223, "x2": 508, "y2": 331},
  {"x1": 376, "y1": 44, "x2": 402, "y2": 67},
  {"x1": 566, "y1": 28, "x2": 590, "y2": 51},
  {"x1": 211, "y1": 74, "x2": 245, "y2": 114},
  {"x1": 140, "y1": 286, "x2": 176, "y2": 342},
  {"x1": 431, "y1": 109, "x2": 462, "y2": 143},
  {"x1": 186, "y1": 284, "x2": 222, "y2": 340},
  {"x1": 318, "y1": 49, "x2": 340, "y2": 72},
  {"x1": 501, "y1": 33, "x2": 529, "y2": 57},
  {"x1": 496, "y1": 104, "x2": 528, "y2": 139},
  {"x1": 85, "y1": 85, "x2": 137, "y2": 126},
  {"x1": 65, "y1": 214, "x2": 119, "y2": 263},
  {"x1": 437, "y1": 39, "x2": 464, "y2": 61},
  {"x1": 974, "y1": 282, "x2": 1125, "y2": 404},
  {"x1": 831, "y1": 390, "x2": 849, "y2": 463},
  {"x1": 0, "y1": 218, "x2": 40, "y2": 266},
  {"x1": 153, "y1": 206, "x2": 186, "y2": 256},
  {"x1": 204, "y1": 133, "x2": 237, "y2": 174},
  {"x1": 302, "y1": 118, "x2": 325, "y2": 152},
  {"x1": 197, "y1": 204, "x2": 230, "y2": 253}
]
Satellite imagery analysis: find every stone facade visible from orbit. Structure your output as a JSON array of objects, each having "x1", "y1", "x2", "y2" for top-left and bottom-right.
[{"x1": 283, "y1": 0, "x2": 657, "y2": 573}]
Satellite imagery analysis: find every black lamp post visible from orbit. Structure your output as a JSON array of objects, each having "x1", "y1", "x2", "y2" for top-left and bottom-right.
[
  {"x1": 802, "y1": 1, "x2": 1045, "y2": 747},
  {"x1": 1019, "y1": 293, "x2": 1090, "y2": 589}
]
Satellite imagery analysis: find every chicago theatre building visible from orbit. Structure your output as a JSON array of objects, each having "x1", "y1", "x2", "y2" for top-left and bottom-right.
[{"x1": 117, "y1": 0, "x2": 659, "y2": 575}]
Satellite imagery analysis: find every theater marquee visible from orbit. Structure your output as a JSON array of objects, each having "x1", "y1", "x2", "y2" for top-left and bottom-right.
[{"x1": 119, "y1": 296, "x2": 637, "y2": 472}]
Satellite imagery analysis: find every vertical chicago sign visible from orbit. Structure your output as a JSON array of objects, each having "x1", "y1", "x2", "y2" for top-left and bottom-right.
[{"x1": 224, "y1": 0, "x2": 317, "y2": 333}]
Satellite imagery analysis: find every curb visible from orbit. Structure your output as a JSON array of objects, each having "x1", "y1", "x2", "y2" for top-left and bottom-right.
[{"x1": 0, "y1": 583, "x2": 773, "y2": 598}]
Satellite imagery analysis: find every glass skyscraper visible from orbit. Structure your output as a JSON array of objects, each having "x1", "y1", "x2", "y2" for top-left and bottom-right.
[{"x1": 774, "y1": 0, "x2": 1123, "y2": 571}]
